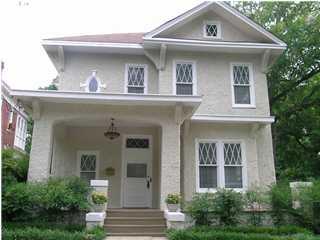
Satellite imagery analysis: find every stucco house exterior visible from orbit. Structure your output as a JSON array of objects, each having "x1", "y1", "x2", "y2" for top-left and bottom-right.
[{"x1": 11, "y1": 1, "x2": 286, "y2": 211}]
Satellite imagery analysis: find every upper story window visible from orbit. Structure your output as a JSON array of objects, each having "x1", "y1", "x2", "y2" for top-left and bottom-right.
[
  {"x1": 196, "y1": 139, "x2": 246, "y2": 192},
  {"x1": 81, "y1": 71, "x2": 105, "y2": 93},
  {"x1": 7, "y1": 108, "x2": 14, "y2": 129},
  {"x1": 231, "y1": 63, "x2": 255, "y2": 108},
  {"x1": 125, "y1": 64, "x2": 148, "y2": 94},
  {"x1": 14, "y1": 115, "x2": 27, "y2": 150},
  {"x1": 203, "y1": 21, "x2": 221, "y2": 39},
  {"x1": 174, "y1": 61, "x2": 197, "y2": 95}
]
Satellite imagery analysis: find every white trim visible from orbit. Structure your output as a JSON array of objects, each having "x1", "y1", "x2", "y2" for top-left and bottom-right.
[
  {"x1": 230, "y1": 62, "x2": 256, "y2": 108},
  {"x1": 121, "y1": 134, "x2": 153, "y2": 208},
  {"x1": 195, "y1": 138, "x2": 248, "y2": 193},
  {"x1": 191, "y1": 114, "x2": 274, "y2": 124},
  {"x1": 77, "y1": 150, "x2": 100, "y2": 179},
  {"x1": 42, "y1": 40, "x2": 143, "y2": 49},
  {"x1": 10, "y1": 89, "x2": 202, "y2": 107},
  {"x1": 124, "y1": 64, "x2": 148, "y2": 94},
  {"x1": 172, "y1": 60, "x2": 197, "y2": 95},
  {"x1": 145, "y1": 1, "x2": 286, "y2": 46},
  {"x1": 143, "y1": 37, "x2": 286, "y2": 50},
  {"x1": 203, "y1": 21, "x2": 221, "y2": 39}
]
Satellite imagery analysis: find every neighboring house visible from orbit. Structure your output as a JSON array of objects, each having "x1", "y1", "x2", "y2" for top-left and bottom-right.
[
  {"x1": 11, "y1": 2, "x2": 286, "y2": 210},
  {"x1": 1, "y1": 81, "x2": 28, "y2": 152}
]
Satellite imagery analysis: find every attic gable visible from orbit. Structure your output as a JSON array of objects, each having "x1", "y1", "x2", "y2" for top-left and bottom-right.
[{"x1": 145, "y1": 1, "x2": 286, "y2": 46}]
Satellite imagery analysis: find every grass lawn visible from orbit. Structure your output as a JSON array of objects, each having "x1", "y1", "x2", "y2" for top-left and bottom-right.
[{"x1": 167, "y1": 226, "x2": 320, "y2": 240}]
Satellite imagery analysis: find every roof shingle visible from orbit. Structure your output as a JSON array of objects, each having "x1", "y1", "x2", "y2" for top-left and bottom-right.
[{"x1": 45, "y1": 32, "x2": 145, "y2": 44}]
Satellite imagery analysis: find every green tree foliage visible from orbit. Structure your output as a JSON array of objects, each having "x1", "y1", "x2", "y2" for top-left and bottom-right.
[{"x1": 234, "y1": 2, "x2": 320, "y2": 180}]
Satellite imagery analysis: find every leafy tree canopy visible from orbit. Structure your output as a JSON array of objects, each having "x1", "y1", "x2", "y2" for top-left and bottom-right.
[{"x1": 234, "y1": 1, "x2": 320, "y2": 180}]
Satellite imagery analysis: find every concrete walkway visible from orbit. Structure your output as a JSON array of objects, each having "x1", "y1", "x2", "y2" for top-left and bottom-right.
[{"x1": 106, "y1": 237, "x2": 167, "y2": 240}]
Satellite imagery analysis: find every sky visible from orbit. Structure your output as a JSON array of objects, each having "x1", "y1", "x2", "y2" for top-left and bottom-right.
[{"x1": 0, "y1": 0, "x2": 201, "y2": 90}]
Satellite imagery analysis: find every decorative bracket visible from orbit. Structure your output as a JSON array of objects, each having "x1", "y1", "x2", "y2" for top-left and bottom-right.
[
  {"x1": 159, "y1": 44, "x2": 167, "y2": 70},
  {"x1": 57, "y1": 46, "x2": 65, "y2": 72},
  {"x1": 261, "y1": 49, "x2": 271, "y2": 73},
  {"x1": 32, "y1": 99, "x2": 41, "y2": 120}
]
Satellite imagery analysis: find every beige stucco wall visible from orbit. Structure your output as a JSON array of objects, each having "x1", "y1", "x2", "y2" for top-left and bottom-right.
[
  {"x1": 52, "y1": 125, "x2": 161, "y2": 208},
  {"x1": 182, "y1": 122, "x2": 275, "y2": 201},
  {"x1": 58, "y1": 52, "x2": 159, "y2": 94},
  {"x1": 160, "y1": 51, "x2": 270, "y2": 116},
  {"x1": 158, "y1": 10, "x2": 271, "y2": 43}
]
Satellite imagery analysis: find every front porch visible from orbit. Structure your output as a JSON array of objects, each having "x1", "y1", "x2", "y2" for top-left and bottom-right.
[{"x1": 51, "y1": 118, "x2": 162, "y2": 209}]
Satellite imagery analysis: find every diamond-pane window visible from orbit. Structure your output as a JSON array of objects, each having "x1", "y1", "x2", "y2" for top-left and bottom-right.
[
  {"x1": 199, "y1": 143, "x2": 217, "y2": 165},
  {"x1": 232, "y1": 64, "x2": 253, "y2": 105},
  {"x1": 127, "y1": 65, "x2": 146, "y2": 94},
  {"x1": 80, "y1": 154, "x2": 96, "y2": 183},
  {"x1": 206, "y1": 24, "x2": 218, "y2": 37},
  {"x1": 126, "y1": 138, "x2": 149, "y2": 148},
  {"x1": 224, "y1": 143, "x2": 242, "y2": 165},
  {"x1": 175, "y1": 62, "x2": 194, "y2": 95},
  {"x1": 233, "y1": 66, "x2": 250, "y2": 85}
]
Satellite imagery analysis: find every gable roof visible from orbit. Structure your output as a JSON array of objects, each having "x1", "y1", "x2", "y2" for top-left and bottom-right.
[
  {"x1": 45, "y1": 32, "x2": 145, "y2": 44},
  {"x1": 144, "y1": 1, "x2": 286, "y2": 46}
]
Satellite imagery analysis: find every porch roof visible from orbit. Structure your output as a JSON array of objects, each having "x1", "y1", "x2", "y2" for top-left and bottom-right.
[{"x1": 10, "y1": 89, "x2": 202, "y2": 111}]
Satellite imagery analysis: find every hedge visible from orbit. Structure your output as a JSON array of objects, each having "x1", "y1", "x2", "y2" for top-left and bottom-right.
[
  {"x1": 167, "y1": 231, "x2": 320, "y2": 240},
  {"x1": 3, "y1": 226, "x2": 106, "y2": 240}
]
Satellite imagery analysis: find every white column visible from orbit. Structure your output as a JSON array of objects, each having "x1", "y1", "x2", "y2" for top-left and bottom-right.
[
  {"x1": 160, "y1": 122, "x2": 181, "y2": 210},
  {"x1": 28, "y1": 119, "x2": 54, "y2": 181}
]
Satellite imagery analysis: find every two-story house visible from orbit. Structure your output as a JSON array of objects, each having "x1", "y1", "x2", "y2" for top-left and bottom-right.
[{"x1": 11, "y1": 1, "x2": 286, "y2": 211}]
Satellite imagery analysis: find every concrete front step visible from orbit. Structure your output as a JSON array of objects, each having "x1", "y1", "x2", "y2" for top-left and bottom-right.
[
  {"x1": 105, "y1": 209, "x2": 167, "y2": 236},
  {"x1": 107, "y1": 209, "x2": 164, "y2": 218},
  {"x1": 106, "y1": 217, "x2": 166, "y2": 225},
  {"x1": 106, "y1": 224, "x2": 166, "y2": 234}
]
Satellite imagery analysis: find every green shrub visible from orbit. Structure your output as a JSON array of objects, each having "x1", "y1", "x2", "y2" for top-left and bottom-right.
[
  {"x1": 4, "y1": 221, "x2": 84, "y2": 232},
  {"x1": 2, "y1": 177, "x2": 90, "y2": 222},
  {"x1": 167, "y1": 227, "x2": 318, "y2": 240},
  {"x1": 186, "y1": 192, "x2": 215, "y2": 226},
  {"x1": 92, "y1": 191, "x2": 108, "y2": 204},
  {"x1": 166, "y1": 193, "x2": 181, "y2": 204},
  {"x1": 269, "y1": 182, "x2": 292, "y2": 225},
  {"x1": 245, "y1": 187, "x2": 269, "y2": 226},
  {"x1": 2, "y1": 148, "x2": 29, "y2": 185},
  {"x1": 212, "y1": 189, "x2": 244, "y2": 226},
  {"x1": 3, "y1": 225, "x2": 106, "y2": 240}
]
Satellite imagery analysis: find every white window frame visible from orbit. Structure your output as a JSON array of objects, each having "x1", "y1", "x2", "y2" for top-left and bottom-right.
[
  {"x1": 230, "y1": 62, "x2": 256, "y2": 108},
  {"x1": 14, "y1": 115, "x2": 27, "y2": 150},
  {"x1": 124, "y1": 64, "x2": 148, "y2": 94},
  {"x1": 203, "y1": 21, "x2": 222, "y2": 39},
  {"x1": 8, "y1": 108, "x2": 14, "y2": 129},
  {"x1": 195, "y1": 139, "x2": 247, "y2": 193},
  {"x1": 173, "y1": 60, "x2": 197, "y2": 95},
  {"x1": 77, "y1": 150, "x2": 100, "y2": 180}
]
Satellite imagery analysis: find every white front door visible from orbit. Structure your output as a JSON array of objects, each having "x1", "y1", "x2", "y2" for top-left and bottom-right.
[{"x1": 122, "y1": 136, "x2": 152, "y2": 208}]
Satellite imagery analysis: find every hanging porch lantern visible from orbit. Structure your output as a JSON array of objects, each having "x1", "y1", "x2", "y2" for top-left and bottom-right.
[{"x1": 104, "y1": 118, "x2": 120, "y2": 140}]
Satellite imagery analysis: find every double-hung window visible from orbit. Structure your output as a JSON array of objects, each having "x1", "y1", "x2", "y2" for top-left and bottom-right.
[
  {"x1": 197, "y1": 140, "x2": 246, "y2": 192},
  {"x1": 125, "y1": 64, "x2": 147, "y2": 94},
  {"x1": 231, "y1": 63, "x2": 255, "y2": 107},
  {"x1": 174, "y1": 61, "x2": 196, "y2": 95}
]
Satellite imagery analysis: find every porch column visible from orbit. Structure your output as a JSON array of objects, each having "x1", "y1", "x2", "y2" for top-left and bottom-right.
[
  {"x1": 28, "y1": 118, "x2": 54, "y2": 181},
  {"x1": 160, "y1": 122, "x2": 180, "y2": 210}
]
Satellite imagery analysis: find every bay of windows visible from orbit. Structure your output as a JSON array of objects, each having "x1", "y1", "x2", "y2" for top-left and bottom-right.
[{"x1": 197, "y1": 140, "x2": 245, "y2": 192}]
